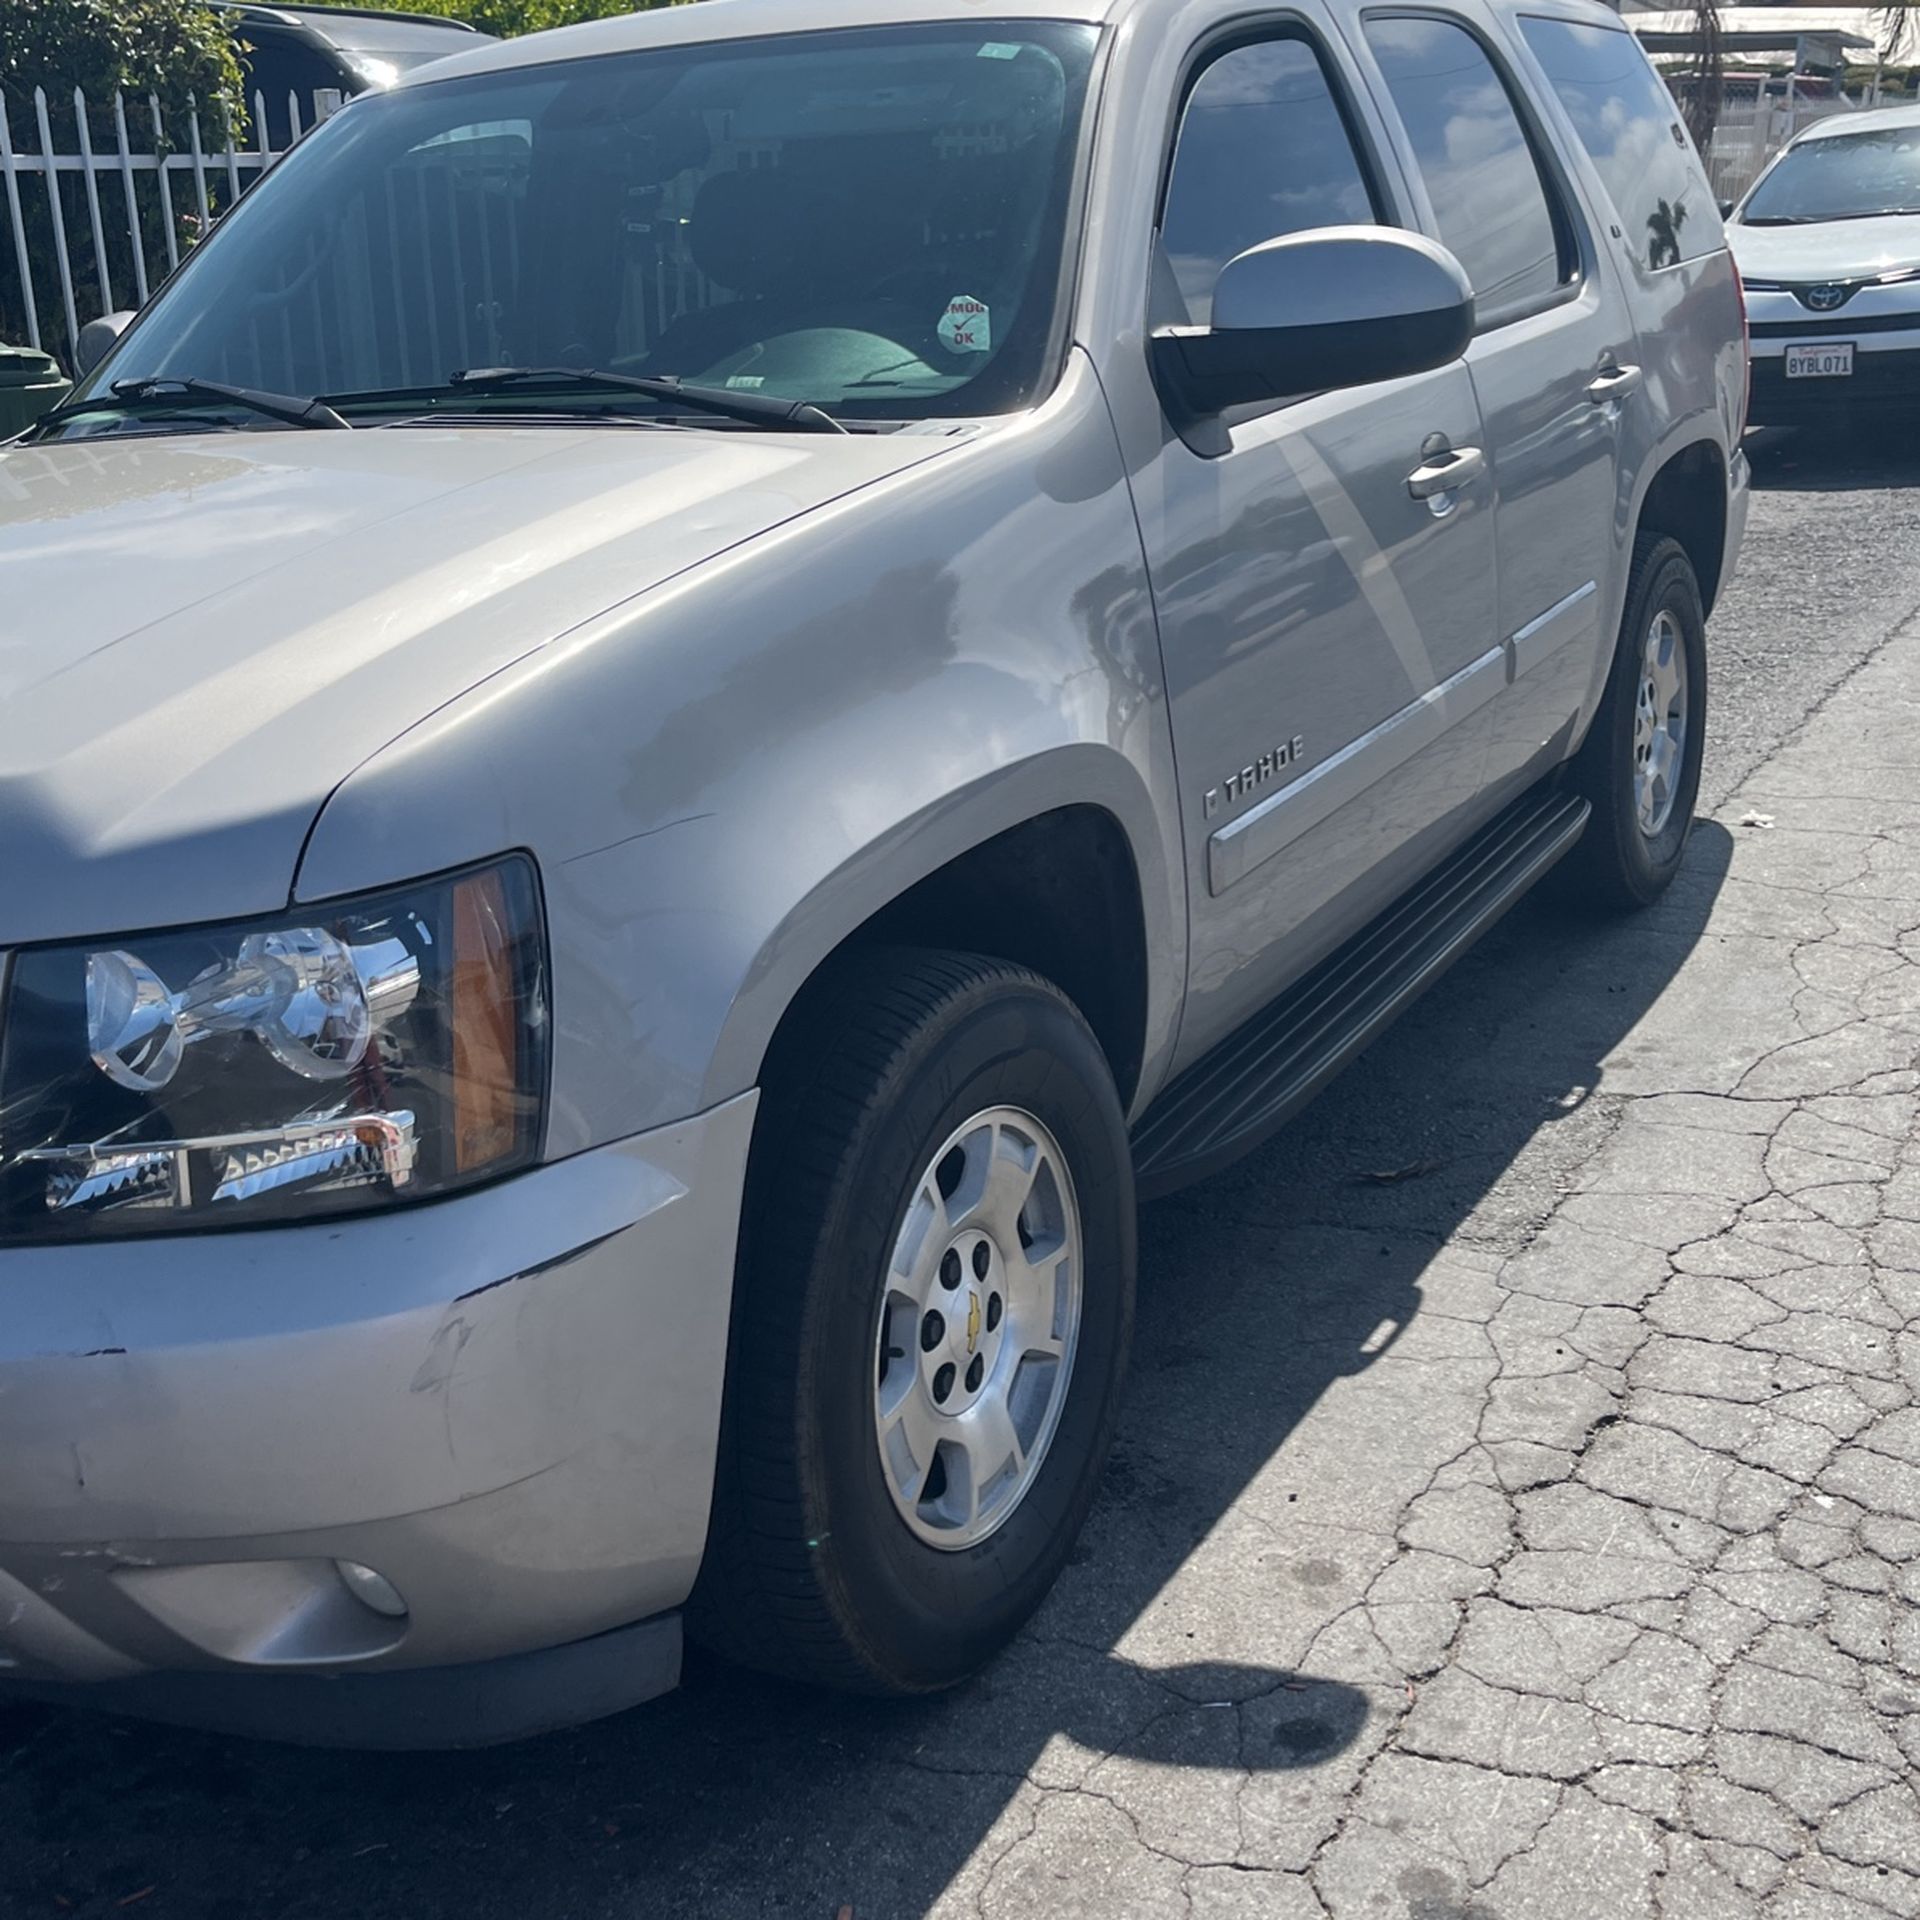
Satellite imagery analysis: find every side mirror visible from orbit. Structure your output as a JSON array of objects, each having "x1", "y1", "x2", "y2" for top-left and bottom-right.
[
  {"x1": 75, "y1": 311, "x2": 134, "y2": 378},
  {"x1": 1150, "y1": 227, "x2": 1474, "y2": 423},
  {"x1": 1717, "y1": 198, "x2": 1735, "y2": 219}
]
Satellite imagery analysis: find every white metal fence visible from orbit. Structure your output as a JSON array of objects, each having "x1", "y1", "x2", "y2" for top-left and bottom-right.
[{"x1": 0, "y1": 84, "x2": 342, "y2": 367}]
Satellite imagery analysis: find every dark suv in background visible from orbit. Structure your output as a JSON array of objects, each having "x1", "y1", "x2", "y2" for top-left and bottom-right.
[{"x1": 212, "y1": 2, "x2": 494, "y2": 145}]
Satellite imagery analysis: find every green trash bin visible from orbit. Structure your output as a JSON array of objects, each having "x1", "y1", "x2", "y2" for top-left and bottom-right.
[{"x1": 0, "y1": 344, "x2": 72, "y2": 437}]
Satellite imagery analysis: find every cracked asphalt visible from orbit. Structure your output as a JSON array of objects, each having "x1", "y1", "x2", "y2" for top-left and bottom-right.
[{"x1": 7, "y1": 425, "x2": 1920, "y2": 1920}]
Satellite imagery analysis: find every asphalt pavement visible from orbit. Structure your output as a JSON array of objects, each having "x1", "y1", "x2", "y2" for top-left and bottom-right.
[{"x1": 6, "y1": 425, "x2": 1920, "y2": 1920}]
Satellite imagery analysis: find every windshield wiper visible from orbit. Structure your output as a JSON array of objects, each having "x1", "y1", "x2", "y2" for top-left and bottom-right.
[
  {"x1": 38, "y1": 376, "x2": 351, "y2": 434},
  {"x1": 1744, "y1": 209, "x2": 1920, "y2": 226},
  {"x1": 441, "y1": 365, "x2": 846, "y2": 434}
]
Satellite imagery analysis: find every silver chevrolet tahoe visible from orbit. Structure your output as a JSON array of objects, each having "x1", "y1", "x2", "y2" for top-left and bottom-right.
[{"x1": 0, "y1": 0, "x2": 1747, "y2": 1745}]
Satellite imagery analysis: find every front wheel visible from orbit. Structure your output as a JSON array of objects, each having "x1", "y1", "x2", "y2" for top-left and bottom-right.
[
  {"x1": 691, "y1": 949, "x2": 1135, "y2": 1694},
  {"x1": 1560, "y1": 533, "x2": 1708, "y2": 911}
]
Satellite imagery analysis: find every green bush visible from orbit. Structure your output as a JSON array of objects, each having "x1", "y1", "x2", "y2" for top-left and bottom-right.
[
  {"x1": 2, "y1": 0, "x2": 245, "y2": 127},
  {"x1": 1, "y1": 0, "x2": 245, "y2": 356}
]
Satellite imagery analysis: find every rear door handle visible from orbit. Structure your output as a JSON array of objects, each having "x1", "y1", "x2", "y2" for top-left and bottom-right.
[
  {"x1": 1587, "y1": 363, "x2": 1643, "y2": 404},
  {"x1": 1405, "y1": 445, "x2": 1486, "y2": 500}
]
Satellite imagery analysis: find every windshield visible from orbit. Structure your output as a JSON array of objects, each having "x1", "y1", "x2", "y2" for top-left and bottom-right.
[
  {"x1": 1741, "y1": 124, "x2": 1920, "y2": 224},
  {"x1": 73, "y1": 21, "x2": 1098, "y2": 429}
]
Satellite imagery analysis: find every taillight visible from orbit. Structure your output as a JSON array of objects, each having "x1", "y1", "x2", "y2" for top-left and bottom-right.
[{"x1": 1732, "y1": 261, "x2": 1751, "y2": 438}]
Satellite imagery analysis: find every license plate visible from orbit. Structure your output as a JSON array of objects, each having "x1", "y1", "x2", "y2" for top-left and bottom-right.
[{"x1": 1785, "y1": 342, "x2": 1855, "y2": 379}]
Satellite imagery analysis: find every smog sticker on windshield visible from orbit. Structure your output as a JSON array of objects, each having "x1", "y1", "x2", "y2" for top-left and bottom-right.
[{"x1": 939, "y1": 296, "x2": 991, "y2": 355}]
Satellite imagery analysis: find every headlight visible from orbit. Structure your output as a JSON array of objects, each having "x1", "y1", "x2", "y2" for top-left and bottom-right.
[{"x1": 0, "y1": 857, "x2": 547, "y2": 1243}]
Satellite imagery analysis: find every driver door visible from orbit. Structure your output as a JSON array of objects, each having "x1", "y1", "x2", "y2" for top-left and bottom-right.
[{"x1": 1115, "y1": 21, "x2": 1502, "y2": 1067}]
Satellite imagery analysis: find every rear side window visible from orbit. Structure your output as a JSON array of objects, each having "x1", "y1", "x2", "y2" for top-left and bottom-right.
[
  {"x1": 1158, "y1": 36, "x2": 1377, "y2": 328},
  {"x1": 1363, "y1": 14, "x2": 1566, "y2": 324},
  {"x1": 1520, "y1": 16, "x2": 1720, "y2": 271}
]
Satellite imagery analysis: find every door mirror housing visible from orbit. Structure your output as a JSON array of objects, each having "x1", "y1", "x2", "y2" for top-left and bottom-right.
[
  {"x1": 1717, "y1": 198, "x2": 1735, "y2": 220},
  {"x1": 1150, "y1": 227, "x2": 1475, "y2": 423},
  {"x1": 75, "y1": 310, "x2": 135, "y2": 378}
]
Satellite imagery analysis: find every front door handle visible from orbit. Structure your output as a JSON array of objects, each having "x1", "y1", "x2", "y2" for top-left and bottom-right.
[
  {"x1": 1406, "y1": 445, "x2": 1486, "y2": 500},
  {"x1": 1587, "y1": 363, "x2": 1643, "y2": 404}
]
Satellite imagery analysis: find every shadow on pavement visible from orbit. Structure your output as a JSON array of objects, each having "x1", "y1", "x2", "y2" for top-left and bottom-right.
[
  {"x1": 1745, "y1": 420, "x2": 1920, "y2": 492},
  {"x1": 0, "y1": 823, "x2": 1735, "y2": 1920}
]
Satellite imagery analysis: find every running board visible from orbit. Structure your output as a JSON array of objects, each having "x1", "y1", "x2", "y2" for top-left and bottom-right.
[{"x1": 1132, "y1": 787, "x2": 1591, "y2": 1200}]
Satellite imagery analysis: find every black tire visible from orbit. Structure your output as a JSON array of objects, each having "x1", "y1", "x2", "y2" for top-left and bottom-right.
[
  {"x1": 1560, "y1": 533, "x2": 1708, "y2": 911},
  {"x1": 690, "y1": 948, "x2": 1136, "y2": 1694}
]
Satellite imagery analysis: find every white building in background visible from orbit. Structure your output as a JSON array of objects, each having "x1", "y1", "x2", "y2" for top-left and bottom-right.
[
  {"x1": 1620, "y1": 2, "x2": 1913, "y2": 76},
  {"x1": 1610, "y1": 2, "x2": 1914, "y2": 199}
]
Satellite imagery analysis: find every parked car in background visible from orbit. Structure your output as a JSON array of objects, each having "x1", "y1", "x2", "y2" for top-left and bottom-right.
[
  {"x1": 1728, "y1": 103, "x2": 1920, "y2": 425},
  {"x1": 214, "y1": 1, "x2": 494, "y2": 144},
  {"x1": 0, "y1": 0, "x2": 1745, "y2": 1748},
  {"x1": 0, "y1": 346, "x2": 70, "y2": 438}
]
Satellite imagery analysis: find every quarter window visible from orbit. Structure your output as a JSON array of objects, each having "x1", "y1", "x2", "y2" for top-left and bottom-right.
[
  {"x1": 1363, "y1": 15, "x2": 1566, "y2": 323},
  {"x1": 1520, "y1": 15, "x2": 1719, "y2": 270},
  {"x1": 1158, "y1": 37, "x2": 1377, "y2": 329}
]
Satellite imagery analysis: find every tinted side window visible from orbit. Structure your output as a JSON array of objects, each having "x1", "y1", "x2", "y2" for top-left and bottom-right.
[
  {"x1": 1364, "y1": 15, "x2": 1565, "y2": 323},
  {"x1": 1520, "y1": 16, "x2": 1720, "y2": 270},
  {"x1": 1159, "y1": 38, "x2": 1376, "y2": 328}
]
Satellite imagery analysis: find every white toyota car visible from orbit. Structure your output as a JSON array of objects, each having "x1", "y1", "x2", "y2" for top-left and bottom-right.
[{"x1": 1729, "y1": 102, "x2": 1920, "y2": 425}]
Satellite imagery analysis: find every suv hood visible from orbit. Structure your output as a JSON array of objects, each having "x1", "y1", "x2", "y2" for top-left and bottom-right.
[
  {"x1": 1730, "y1": 215, "x2": 1920, "y2": 283},
  {"x1": 0, "y1": 424, "x2": 949, "y2": 946}
]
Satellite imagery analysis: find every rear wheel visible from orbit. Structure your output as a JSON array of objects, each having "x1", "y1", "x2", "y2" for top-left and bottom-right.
[
  {"x1": 1560, "y1": 533, "x2": 1707, "y2": 911},
  {"x1": 691, "y1": 949, "x2": 1135, "y2": 1694}
]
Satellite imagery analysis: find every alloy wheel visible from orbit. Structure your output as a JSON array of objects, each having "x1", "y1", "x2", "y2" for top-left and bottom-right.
[
  {"x1": 1633, "y1": 606, "x2": 1689, "y2": 838},
  {"x1": 871, "y1": 1106, "x2": 1083, "y2": 1551}
]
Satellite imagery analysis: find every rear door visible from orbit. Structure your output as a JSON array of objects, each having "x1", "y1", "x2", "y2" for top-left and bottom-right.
[
  {"x1": 1345, "y1": 4, "x2": 1638, "y2": 796},
  {"x1": 1109, "y1": 16, "x2": 1503, "y2": 1066},
  {"x1": 1512, "y1": 11, "x2": 1736, "y2": 559}
]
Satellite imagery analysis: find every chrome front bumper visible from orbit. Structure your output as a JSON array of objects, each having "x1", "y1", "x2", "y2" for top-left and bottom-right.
[{"x1": 0, "y1": 1091, "x2": 757, "y2": 1743}]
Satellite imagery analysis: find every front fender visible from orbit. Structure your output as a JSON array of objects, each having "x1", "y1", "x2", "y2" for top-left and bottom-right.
[
  {"x1": 705, "y1": 742, "x2": 1177, "y2": 1121},
  {"x1": 297, "y1": 352, "x2": 1185, "y2": 1151}
]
